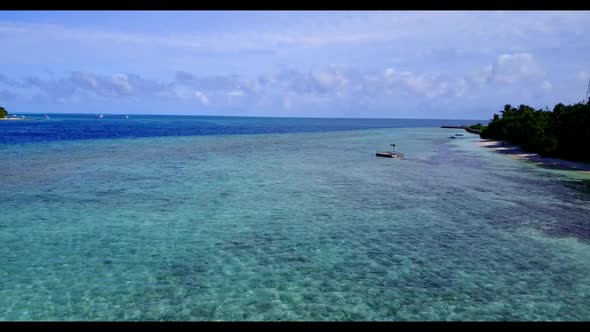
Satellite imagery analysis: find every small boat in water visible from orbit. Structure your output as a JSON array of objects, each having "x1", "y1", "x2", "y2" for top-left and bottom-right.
[
  {"x1": 96, "y1": 114, "x2": 104, "y2": 119},
  {"x1": 376, "y1": 151, "x2": 405, "y2": 158},
  {"x1": 455, "y1": 133, "x2": 464, "y2": 136},
  {"x1": 43, "y1": 115, "x2": 50, "y2": 119},
  {"x1": 449, "y1": 136, "x2": 456, "y2": 139},
  {"x1": 376, "y1": 144, "x2": 405, "y2": 158}
]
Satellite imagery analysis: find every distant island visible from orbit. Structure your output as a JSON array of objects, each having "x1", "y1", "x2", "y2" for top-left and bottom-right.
[
  {"x1": 0, "y1": 106, "x2": 28, "y2": 120},
  {"x1": 478, "y1": 102, "x2": 590, "y2": 163}
]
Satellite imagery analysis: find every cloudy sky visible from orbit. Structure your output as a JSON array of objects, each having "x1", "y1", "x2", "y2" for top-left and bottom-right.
[{"x1": 0, "y1": 11, "x2": 589, "y2": 119}]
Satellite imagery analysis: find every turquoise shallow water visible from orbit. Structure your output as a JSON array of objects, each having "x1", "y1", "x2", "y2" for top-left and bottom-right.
[{"x1": 1, "y1": 127, "x2": 590, "y2": 320}]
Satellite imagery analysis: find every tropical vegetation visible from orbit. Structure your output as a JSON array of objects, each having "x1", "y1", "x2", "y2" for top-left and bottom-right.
[{"x1": 480, "y1": 101, "x2": 590, "y2": 163}]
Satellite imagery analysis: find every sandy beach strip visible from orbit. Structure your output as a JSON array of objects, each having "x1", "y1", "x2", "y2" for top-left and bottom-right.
[{"x1": 478, "y1": 139, "x2": 590, "y2": 175}]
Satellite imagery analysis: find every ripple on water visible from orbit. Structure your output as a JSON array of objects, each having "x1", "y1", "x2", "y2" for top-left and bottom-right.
[{"x1": 0, "y1": 128, "x2": 590, "y2": 320}]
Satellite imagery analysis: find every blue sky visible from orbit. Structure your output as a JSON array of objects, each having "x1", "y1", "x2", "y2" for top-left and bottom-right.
[{"x1": 0, "y1": 11, "x2": 589, "y2": 119}]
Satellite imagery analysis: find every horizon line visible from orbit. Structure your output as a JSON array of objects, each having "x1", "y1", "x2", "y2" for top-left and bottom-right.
[{"x1": 16, "y1": 111, "x2": 489, "y2": 122}]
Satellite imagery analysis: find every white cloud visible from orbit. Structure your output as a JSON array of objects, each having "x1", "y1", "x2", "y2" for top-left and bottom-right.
[
  {"x1": 490, "y1": 53, "x2": 545, "y2": 83},
  {"x1": 383, "y1": 68, "x2": 396, "y2": 79},
  {"x1": 0, "y1": 59, "x2": 562, "y2": 113},
  {"x1": 111, "y1": 74, "x2": 133, "y2": 94},
  {"x1": 470, "y1": 53, "x2": 546, "y2": 86},
  {"x1": 4, "y1": 67, "x2": 465, "y2": 106},
  {"x1": 382, "y1": 68, "x2": 455, "y2": 98},
  {"x1": 194, "y1": 91, "x2": 209, "y2": 105},
  {"x1": 311, "y1": 70, "x2": 348, "y2": 91}
]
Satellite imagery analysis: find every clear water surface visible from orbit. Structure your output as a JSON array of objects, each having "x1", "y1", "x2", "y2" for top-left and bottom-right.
[{"x1": 1, "y1": 114, "x2": 589, "y2": 321}]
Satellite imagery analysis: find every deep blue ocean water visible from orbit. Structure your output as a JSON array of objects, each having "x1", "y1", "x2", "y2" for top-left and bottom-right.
[
  {"x1": 0, "y1": 113, "x2": 474, "y2": 144},
  {"x1": 1, "y1": 114, "x2": 589, "y2": 321}
]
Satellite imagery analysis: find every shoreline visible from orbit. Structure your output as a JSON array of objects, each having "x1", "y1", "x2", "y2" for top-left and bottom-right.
[{"x1": 478, "y1": 140, "x2": 590, "y2": 175}]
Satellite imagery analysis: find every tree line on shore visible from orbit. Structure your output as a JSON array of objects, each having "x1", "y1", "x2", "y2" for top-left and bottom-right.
[
  {"x1": 479, "y1": 101, "x2": 590, "y2": 163},
  {"x1": 0, "y1": 106, "x2": 7, "y2": 118}
]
